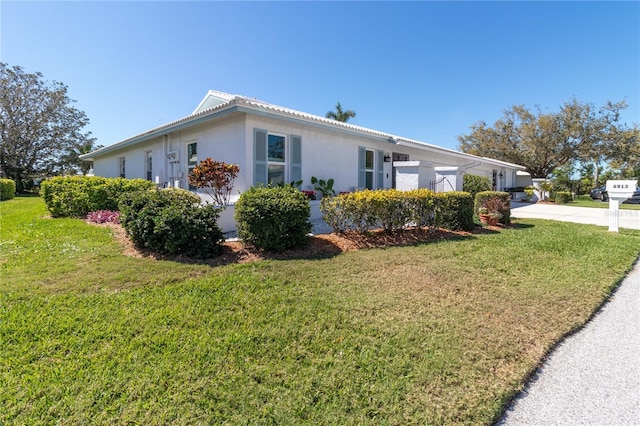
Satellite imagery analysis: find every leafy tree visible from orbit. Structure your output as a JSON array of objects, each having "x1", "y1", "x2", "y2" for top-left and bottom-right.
[
  {"x1": 462, "y1": 174, "x2": 491, "y2": 199},
  {"x1": 606, "y1": 125, "x2": 640, "y2": 179},
  {"x1": 326, "y1": 102, "x2": 356, "y2": 122},
  {"x1": 457, "y1": 98, "x2": 634, "y2": 178},
  {"x1": 0, "y1": 63, "x2": 97, "y2": 191}
]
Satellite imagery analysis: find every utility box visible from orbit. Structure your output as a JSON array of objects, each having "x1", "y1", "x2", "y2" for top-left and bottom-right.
[{"x1": 606, "y1": 179, "x2": 638, "y2": 232}]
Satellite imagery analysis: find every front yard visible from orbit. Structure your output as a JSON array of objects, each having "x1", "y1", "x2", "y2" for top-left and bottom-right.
[{"x1": 2, "y1": 197, "x2": 639, "y2": 424}]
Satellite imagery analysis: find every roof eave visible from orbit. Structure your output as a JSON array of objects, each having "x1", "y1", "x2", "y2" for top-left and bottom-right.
[{"x1": 81, "y1": 103, "x2": 241, "y2": 160}]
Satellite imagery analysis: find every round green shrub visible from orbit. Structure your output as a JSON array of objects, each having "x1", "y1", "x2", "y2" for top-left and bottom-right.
[
  {"x1": 118, "y1": 188, "x2": 224, "y2": 258},
  {"x1": 0, "y1": 179, "x2": 16, "y2": 201},
  {"x1": 235, "y1": 186, "x2": 311, "y2": 251},
  {"x1": 463, "y1": 174, "x2": 492, "y2": 200},
  {"x1": 555, "y1": 191, "x2": 572, "y2": 204}
]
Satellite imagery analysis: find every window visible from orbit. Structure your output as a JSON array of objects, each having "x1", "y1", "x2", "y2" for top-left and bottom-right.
[
  {"x1": 145, "y1": 151, "x2": 152, "y2": 181},
  {"x1": 267, "y1": 134, "x2": 285, "y2": 185},
  {"x1": 358, "y1": 147, "x2": 384, "y2": 190},
  {"x1": 365, "y1": 149, "x2": 374, "y2": 189},
  {"x1": 254, "y1": 129, "x2": 302, "y2": 186},
  {"x1": 119, "y1": 157, "x2": 125, "y2": 178},
  {"x1": 187, "y1": 142, "x2": 197, "y2": 190}
]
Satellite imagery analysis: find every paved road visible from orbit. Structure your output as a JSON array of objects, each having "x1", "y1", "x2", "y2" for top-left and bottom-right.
[
  {"x1": 497, "y1": 202, "x2": 640, "y2": 425},
  {"x1": 510, "y1": 202, "x2": 640, "y2": 230}
]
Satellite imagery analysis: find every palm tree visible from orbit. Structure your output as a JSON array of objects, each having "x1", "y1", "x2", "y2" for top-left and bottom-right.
[{"x1": 326, "y1": 102, "x2": 356, "y2": 122}]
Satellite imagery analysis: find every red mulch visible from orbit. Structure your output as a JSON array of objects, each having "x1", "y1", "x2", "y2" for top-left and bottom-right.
[{"x1": 90, "y1": 221, "x2": 504, "y2": 266}]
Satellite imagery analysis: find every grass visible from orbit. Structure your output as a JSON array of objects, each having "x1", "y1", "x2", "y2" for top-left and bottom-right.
[
  {"x1": 2, "y1": 196, "x2": 640, "y2": 425},
  {"x1": 564, "y1": 194, "x2": 640, "y2": 210}
]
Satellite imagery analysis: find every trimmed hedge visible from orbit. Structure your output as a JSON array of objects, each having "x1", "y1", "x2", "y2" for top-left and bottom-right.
[
  {"x1": 118, "y1": 188, "x2": 224, "y2": 258},
  {"x1": 235, "y1": 186, "x2": 311, "y2": 251},
  {"x1": 41, "y1": 176, "x2": 155, "y2": 217},
  {"x1": 439, "y1": 191, "x2": 475, "y2": 231},
  {"x1": 474, "y1": 191, "x2": 511, "y2": 224},
  {"x1": 0, "y1": 179, "x2": 16, "y2": 201},
  {"x1": 320, "y1": 189, "x2": 475, "y2": 233}
]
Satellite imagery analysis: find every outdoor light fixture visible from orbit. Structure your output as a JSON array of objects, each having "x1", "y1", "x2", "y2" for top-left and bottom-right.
[
  {"x1": 384, "y1": 153, "x2": 392, "y2": 162},
  {"x1": 499, "y1": 172, "x2": 504, "y2": 179}
]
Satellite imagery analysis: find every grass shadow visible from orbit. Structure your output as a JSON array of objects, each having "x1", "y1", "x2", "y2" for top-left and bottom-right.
[{"x1": 112, "y1": 221, "x2": 537, "y2": 268}]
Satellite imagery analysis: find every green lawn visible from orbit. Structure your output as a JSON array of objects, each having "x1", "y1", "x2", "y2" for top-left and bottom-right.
[
  {"x1": 2, "y1": 197, "x2": 640, "y2": 425},
  {"x1": 566, "y1": 194, "x2": 640, "y2": 210}
]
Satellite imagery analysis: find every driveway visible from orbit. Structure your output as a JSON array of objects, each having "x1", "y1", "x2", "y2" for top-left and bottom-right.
[{"x1": 511, "y1": 202, "x2": 640, "y2": 230}]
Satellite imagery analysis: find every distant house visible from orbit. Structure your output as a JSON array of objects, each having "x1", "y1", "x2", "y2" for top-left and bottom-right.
[{"x1": 81, "y1": 90, "x2": 527, "y2": 200}]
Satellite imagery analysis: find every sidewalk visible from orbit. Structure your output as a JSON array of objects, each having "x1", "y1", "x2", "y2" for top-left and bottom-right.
[
  {"x1": 510, "y1": 202, "x2": 640, "y2": 230},
  {"x1": 497, "y1": 257, "x2": 640, "y2": 425}
]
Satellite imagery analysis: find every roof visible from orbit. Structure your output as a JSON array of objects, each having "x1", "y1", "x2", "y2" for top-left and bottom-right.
[{"x1": 80, "y1": 90, "x2": 526, "y2": 171}]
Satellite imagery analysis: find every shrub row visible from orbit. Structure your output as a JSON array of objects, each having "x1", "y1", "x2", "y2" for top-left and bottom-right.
[
  {"x1": 235, "y1": 186, "x2": 312, "y2": 252},
  {"x1": 320, "y1": 189, "x2": 475, "y2": 233},
  {"x1": 0, "y1": 179, "x2": 16, "y2": 201},
  {"x1": 41, "y1": 176, "x2": 155, "y2": 217},
  {"x1": 119, "y1": 188, "x2": 224, "y2": 259},
  {"x1": 474, "y1": 191, "x2": 511, "y2": 224}
]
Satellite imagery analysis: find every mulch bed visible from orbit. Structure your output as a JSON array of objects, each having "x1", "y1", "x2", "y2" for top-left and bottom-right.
[{"x1": 91, "y1": 221, "x2": 504, "y2": 266}]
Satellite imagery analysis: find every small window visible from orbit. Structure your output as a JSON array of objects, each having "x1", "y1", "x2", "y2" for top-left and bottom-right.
[
  {"x1": 119, "y1": 157, "x2": 125, "y2": 178},
  {"x1": 187, "y1": 142, "x2": 197, "y2": 190},
  {"x1": 365, "y1": 149, "x2": 374, "y2": 190},
  {"x1": 145, "y1": 151, "x2": 152, "y2": 181}
]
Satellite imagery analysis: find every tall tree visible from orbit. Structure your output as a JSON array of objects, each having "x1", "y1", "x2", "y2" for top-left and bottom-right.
[
  {"x1": 457, "y1": 98, "x2": 634, "y2": 178},
  {"x1": 0, "y1": 63, "x2": 96, "y2": 190},
  {"x1": 605, "y1": 125, "x2": 640, "y2": 179},
  {"x1": 326, "y1": 102, "x2": 356, "y2": 122}
]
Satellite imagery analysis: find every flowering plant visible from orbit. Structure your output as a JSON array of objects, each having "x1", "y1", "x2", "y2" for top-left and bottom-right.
[
  {"x1": 301, "y1": 190, "x2": 317, "y2": 200},
  {"x1": 87, "y1": 210, "x2": 120, "y2": 224}
]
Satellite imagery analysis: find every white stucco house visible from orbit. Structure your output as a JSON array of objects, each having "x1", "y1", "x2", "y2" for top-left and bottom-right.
[{"x1": 81, "y1": 90, "x2": 528, "y2": 230}]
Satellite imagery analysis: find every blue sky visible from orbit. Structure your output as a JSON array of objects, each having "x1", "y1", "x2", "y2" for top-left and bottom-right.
[{"x1": 2, "y1": 1, "x2": 638, "y2": 151}]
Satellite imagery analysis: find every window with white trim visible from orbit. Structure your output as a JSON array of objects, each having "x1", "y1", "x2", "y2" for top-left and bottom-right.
[
  {"x1": 145, "y1": 151, "x2": 152, "y2": 181},
  {"x1": 187, "y1": 142, "x2": 197, "y2": 190},
  {"x1": 267, "y1": 134, "x2": 286, "y2": 185},
  {"x1": 358, "y1": 147, "x2": 384, "y2": 190},
  {"x1": 364, "y1": 149, "x2": 374, "y2": 189},
  {"x1": 254, "y1": 129, "x2": 302, "y2": 186}
]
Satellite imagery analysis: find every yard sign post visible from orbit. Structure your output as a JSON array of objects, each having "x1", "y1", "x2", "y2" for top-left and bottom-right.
[{"x1": 606, "y1": 180, "x2": 638, "y2": 232}]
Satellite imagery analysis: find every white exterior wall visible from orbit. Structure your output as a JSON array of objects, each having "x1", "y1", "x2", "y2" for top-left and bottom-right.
[
  {"x1": 244, "y1": 115, "x2": 396, "y2": 193},
  {"x1": 93, "y1": 139, "x2": 164, "y2": 182},
  {"x1": 162, "y1": 115, "x2": 247, "y2": 193},
  {"x1": 91, "y1": 111, "x2": 525, "y2": 202},
  {"x1": 394, "y1": 161, "x2": 435, "y2": 191}
]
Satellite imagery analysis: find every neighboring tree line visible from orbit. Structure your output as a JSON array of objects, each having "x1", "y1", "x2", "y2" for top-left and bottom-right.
[
  {"x1": 457, "y1": 98, "x2": 640, "y2": 186},
  {"x1": 0, "y1": 63, "x2": 100, "y2": 192}
]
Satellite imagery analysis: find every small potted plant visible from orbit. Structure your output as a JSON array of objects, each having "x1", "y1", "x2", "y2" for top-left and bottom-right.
[{"x1": 478, "y1": 197, "x2": 507, "y2": 226}]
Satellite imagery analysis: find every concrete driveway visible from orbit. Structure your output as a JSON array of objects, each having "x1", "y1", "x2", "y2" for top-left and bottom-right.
[{"x1": 511, "y1": 202, "x2": 640, "y2": 230}]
